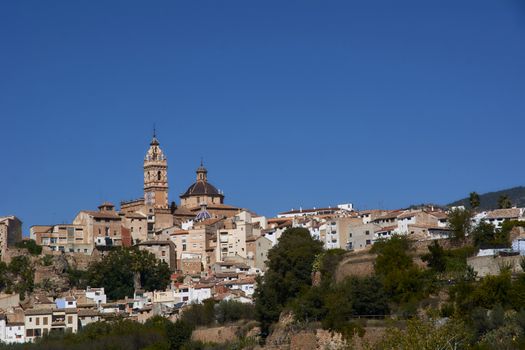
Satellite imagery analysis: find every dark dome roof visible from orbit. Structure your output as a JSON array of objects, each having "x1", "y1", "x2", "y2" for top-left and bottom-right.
[{"x1": 181, "y1": 180, "x2": 223, "y2": 198}]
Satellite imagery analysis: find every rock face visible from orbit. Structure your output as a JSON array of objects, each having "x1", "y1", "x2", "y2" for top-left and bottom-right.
[
  {"x1": 192, "y1": 325, "x2": 240, "y2": 344},
  {"x1": 260, "y1": 312, "x2": 348, "y2": 350}
]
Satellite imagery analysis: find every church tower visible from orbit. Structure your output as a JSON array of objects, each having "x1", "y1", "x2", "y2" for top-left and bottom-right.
[{"x1": 144, "y1": 131, "x2": 168, "y2": 209}]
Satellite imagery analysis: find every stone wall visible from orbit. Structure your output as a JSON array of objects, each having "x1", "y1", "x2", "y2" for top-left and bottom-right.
[
  {"x1": 468, "y1": 254, "x2": 524, "y2": 277},
  {"x1": 192, "y1": 325, "x2": 239, "y2": 344}
]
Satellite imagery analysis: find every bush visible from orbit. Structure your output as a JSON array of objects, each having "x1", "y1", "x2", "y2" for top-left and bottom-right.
[
  {"x1": 215, "y1": 300, "x2": 255, "y2": 324},
  {"x1": 15, "y1": 239, "x2": 42, "y2": 255},
  {"x1": 180, "y1": 299, "x2": 216, "y2": 327}
]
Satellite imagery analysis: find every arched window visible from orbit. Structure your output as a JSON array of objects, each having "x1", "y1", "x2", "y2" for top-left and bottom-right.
[{"x1": 157, "y1": 171, "x2": 162, "y2": 181}]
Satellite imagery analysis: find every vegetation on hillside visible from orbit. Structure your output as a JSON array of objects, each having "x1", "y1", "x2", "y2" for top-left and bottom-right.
[
  {"x1": 253, "y1": 218, "x2": 525, "y2": 348},
  {"x1": 0, "y1": 255, "x2": 34, "y2": 299},
  {"x1": 0, "y1": 300, "x2": 256, "y2": 350},
  {"x1": 15, "y1": 239, "x2": 43, "y2": 255}
]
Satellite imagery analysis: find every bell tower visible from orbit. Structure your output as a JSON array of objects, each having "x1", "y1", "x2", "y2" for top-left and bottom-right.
[{"x1": 144, "y1": 130, "x2": 168, "y2": 209}]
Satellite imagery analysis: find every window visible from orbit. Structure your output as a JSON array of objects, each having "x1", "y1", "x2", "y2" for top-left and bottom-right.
[
  {"x1": 157, "y1": 171, "x2": 162, "y2": 180},
  {"x1": 366, "y1": 240, "x2": 371, "y2": 245},
  {"x1": 36, "y1": 318, "x2": 39, "y2": 326},
  {"x1": 365, "y1": 230, "x2": 370, "y2": 235},
  {"x1": 182, "y1": 244, "x2": 186, "y2": 251},
  {"x1": 43, "y1": 317, "x2": 48, "y2": 325},
  {"x1": 349, "y1": 233, "x2": 352, "y2": 238},
  {"x1": 161, "y1": 251, "x2": 166, "y2": 256},
  {"x1": 68, "y1": 316, "x2": 73, "y2": 324}
]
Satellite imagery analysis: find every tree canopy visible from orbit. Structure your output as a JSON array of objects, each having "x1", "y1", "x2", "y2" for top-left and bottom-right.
[
  {"x1": 448, "y1": 208, "x2": 472, "y2": 241},
  {"x1": 254, "y1": 227, "x2": 323, "y2": 336},
  {"x1": 85, "y1": 248, "x2": 171, "y2": 300}
]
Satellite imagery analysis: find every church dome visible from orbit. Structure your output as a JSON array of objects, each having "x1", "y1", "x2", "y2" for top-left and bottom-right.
[
  {"x1": 180, "y1": 162, "x2": 224, "y2": 199},
  {"x1": 181, "y1": 180, "x2": 222, "y2": 198}
]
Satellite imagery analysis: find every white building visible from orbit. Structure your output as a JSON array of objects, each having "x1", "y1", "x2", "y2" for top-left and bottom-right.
[
  {"x1": 0, "y1": 315, "x2": 25, "y2": 344},
  {"x1": 483, "y1": 208, "x2": 524, "y2": 229},
  {"x1": 85, "y1": 287, "x2": 107, "y2": 307},
  {"x1": 277, "y1": 203, "x2": 354, "y2": 219},
  {"x1": 226, "y1": 278, "x2": 256, "y2": 297}
]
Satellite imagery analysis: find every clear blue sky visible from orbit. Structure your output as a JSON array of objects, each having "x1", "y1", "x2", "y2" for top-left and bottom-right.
[{"x1": 1, "y1": 1, "x2": 525, "y2": 233}]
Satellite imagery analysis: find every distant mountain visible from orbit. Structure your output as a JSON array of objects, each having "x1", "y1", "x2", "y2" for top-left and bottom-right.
[{"x1": 447, "y1": 186, "x2": 525, "y2": 210}]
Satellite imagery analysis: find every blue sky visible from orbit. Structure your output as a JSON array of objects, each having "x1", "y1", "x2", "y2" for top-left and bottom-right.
[{"x1": 1, "y1": 1, "x2": 525, "y2": 233}]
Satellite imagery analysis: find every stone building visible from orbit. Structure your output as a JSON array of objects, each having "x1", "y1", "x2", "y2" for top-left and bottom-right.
[
  {"x1": 217, "y1": 211, "x2": 253, "y2": 261},
  {"x1": 0, "y1": 216, "x2": 22, "y2": 261},
  {"x1": 74, "y1": 202, "x2": 124, "y2": 248},
  {"x1": 30, "y1": 224, "x2": 93, "y2": 254},
  {"x1": 24, "y1": 308, "x2": 78, "y2": 342},
  {"x1": 137, "y1": 240, "x2": 177, "y2": 271}
]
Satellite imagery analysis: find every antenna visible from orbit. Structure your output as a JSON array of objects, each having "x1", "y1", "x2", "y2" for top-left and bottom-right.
[{"x1": 153, "y1": 123, "x2": 156, "y2": 138}]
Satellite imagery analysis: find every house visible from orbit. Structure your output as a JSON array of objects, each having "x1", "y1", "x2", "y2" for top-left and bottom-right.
[
  {"x1": 55, "y1": 296, "x2": 77, "y2": 309},
  {"x1": 277, "y1": 204, "x2": 354, "y2": 219},
  {"x1": 85, "y1": 287, "x2": 107, "y2": 307},
  {"x1": 483, "y1": 208, "x2": 524, "y2": 229},
  {"x1": 1, "y1": 313, "x2": 25, "y2": 344},
  {"x1": 374, "y1": 225, "x2": 397, "y2": 240},
  {"x1": 346, "y1": 222, "x2": 379, "y2": 250},
  {"x1": 24, "y1": 308, "x2": 78, "y2": 342},
  {"x1": 172, "y1": 283, "x2": 211, "y2": 305},
  {"x1": 221, "y1": 277, "x2": 256, "y2": 297},
  {"x1": 77, "y1": 309, "x2": 100, "y2": 329},
  {"x1": 137, "y1": 240, "x2": 177, "y2": 270}
]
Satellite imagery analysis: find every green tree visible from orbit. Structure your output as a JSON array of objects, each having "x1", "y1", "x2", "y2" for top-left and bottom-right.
[
  {"x1": 15, "y1": 239, "x2": 42, "y2": 255},
  {"x1": 498, "y1": 195, "x2": 512, "y2": 209},
  {"x1": 180, "y1": 299, "x2": 216, "y2": 327},
  {"x1": 372, "y1": 236, "x2": 431, "y2": 304},
  {"x1": 422, "y1": 240, "x2": 446, "y2": 272},
  {"x1": 472, "y1": 221, "x2": 510, "y2": 248},
  {"x1": 471, "y1": 271, "x2": 512, "y2": 309},
  {"x1": 371, "y1": 236, "x2": 413, "y2": 276},
  {"x1": 8, "y1": 255, "x2": 34, "y2": 299},
  {"x1": 448, "y1": 208, "x2": 472, "y2": 241},
  {"x1": 215, "y1": 300, "x2": 255, "y2": 324},
  {"x1": 343, "y1": 276, "x2": 389, "y2": 316},
  {"x1": 0, "y1": 262, "x2": 9, "y2": 291},
  {"x1": 86, "y1": 248, "x2": 171, "y2": 300},
  {"x1": 469, "y1": 192, "x2": 481, "y2": 210},
  {"x1": 166, "y1": 320, "x2": 193, "y2": 350},
  {"x1": 254, "y1": 227, "x2": 323, "y2": 336}
]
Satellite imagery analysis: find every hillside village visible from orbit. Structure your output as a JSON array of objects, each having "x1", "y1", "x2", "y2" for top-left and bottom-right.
[{"x1": 2, "y1": 135, "x2": 525, "y2": 347}]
